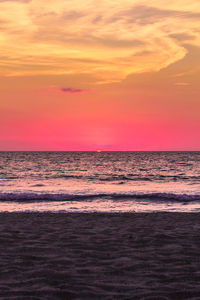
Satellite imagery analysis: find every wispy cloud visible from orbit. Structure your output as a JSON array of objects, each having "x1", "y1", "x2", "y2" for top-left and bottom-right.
[
  {"x1": 174, "y1": 82, "x2": 190, "y2": 86},
  {"x1": 0, "y1": 0, "x2": 30, "y2": 2},
  {"x1": 111, "y1": 5, "x2": 200, "y2": 25},
  {"x1": 0, "y1": 0, "x2": 200, "y2": 82}
]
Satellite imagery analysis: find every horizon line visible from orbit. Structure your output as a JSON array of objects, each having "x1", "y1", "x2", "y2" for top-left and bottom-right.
[{"x1": 0, "y1": 150, "x2": 199, "y2": 152}]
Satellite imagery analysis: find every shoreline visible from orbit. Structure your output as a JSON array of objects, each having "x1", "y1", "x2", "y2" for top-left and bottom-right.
[
  {"x1": 1, "y1": 210, "x2": 200, "y2": 214},
  {"x1": 0, "y1": 210, "x2": 200, "y2": 214},
  {"x1": 1, "y1": 212, "x2": 200, "y2": 298}
]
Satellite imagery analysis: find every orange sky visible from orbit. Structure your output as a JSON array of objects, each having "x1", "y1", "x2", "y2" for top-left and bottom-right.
[{"x1": 0, "y1": 0, "x2": 200, "y2": 150}]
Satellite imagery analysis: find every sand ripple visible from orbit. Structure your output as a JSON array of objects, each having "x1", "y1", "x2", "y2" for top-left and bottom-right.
[{"x1": 0, "y1": 212, "x2": 200, "y2": 299}]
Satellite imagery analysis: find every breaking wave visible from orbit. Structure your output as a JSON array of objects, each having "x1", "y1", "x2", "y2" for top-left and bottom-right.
[{"x1": 0, "y1": 192, "x2": 199, "y2": 203}]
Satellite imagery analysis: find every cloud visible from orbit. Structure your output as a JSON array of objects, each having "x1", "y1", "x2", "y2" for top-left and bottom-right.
[
  {"x1": 0, "y1": 0, "x2": 200, "y2": 82},
  {"x1": 0, "y1": 0, "x2": 30, "y2": 2},
  {"x1": 111, "y1": 5, "x2": 200, "y2": 25},
  {"x1": 170, "y1": 33, "x2": 195, "y2": 42},
  {"x1": 174, "y1": 82, "x2": 190, "y2": 86},
  {"x1": 60, "y1": 87, "x2": 87, "y2": 94}
]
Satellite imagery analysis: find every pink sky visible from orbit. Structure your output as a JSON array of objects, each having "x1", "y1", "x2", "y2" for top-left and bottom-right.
[{"x1": 0, "y1": 0, "x2": 200, "y2": 150}]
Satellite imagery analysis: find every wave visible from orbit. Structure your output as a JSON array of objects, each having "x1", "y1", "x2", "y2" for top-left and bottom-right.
[
  {"x1": 98, "y1": 175, "x2": 200, "y2": 182},
  {"x1": 2, "y1": 174, "x2": 200, "y2": 182},
  {"x1": 0, "y1": 192, "x2": 199, "y2": 203}
]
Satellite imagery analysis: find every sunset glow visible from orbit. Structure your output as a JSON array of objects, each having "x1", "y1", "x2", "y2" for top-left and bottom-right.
[{"x1": 0, "y1": 0, "x2": 200, "y2": 150}]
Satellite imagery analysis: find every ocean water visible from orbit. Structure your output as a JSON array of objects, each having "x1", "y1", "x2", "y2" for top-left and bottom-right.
[{"x1": 0, "y1": 151, "x2": 200, "y2": 213}]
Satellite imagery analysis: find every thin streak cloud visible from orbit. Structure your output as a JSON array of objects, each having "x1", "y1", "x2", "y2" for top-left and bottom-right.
[{"x1": 60, "y1": 87, "x2": 87, "y2": 93}]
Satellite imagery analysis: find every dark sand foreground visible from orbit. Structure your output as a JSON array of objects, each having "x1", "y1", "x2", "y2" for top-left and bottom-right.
[{"x1": 0, "y1": 212, "x2": 200, "y2": 299}]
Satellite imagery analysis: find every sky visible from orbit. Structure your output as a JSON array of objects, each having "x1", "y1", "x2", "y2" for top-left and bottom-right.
[{"x1": 0, "y1": 0, "x2": 200, "y2": 150}]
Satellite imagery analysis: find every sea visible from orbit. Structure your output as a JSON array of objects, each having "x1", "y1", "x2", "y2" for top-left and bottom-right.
[{"x1": 0, "y1": 151, "x2": 199, "y2": 213}]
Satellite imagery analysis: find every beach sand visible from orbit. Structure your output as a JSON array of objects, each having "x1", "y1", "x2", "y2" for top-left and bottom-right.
[{"x1": 0, "y1": 212, "x2": 200, "y2": 299}]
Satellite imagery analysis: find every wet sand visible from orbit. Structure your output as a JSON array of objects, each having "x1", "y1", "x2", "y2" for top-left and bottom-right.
[{"x1": 0, "y1": 212, "x2": 200, "y2": 299}]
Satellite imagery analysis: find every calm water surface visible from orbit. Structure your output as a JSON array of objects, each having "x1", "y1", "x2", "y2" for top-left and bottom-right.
[{"x1": 0, "y1": 151, "x2": 199, "y2": 212}]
